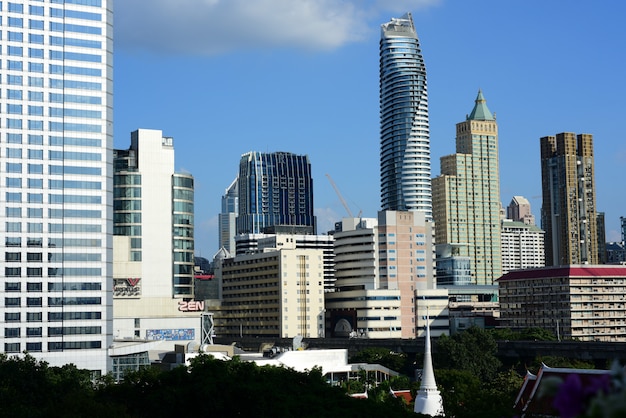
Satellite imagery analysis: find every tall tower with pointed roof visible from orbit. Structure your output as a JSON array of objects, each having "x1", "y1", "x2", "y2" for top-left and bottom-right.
[{"x1": 432, "y1": 91, "x2": 502, "y2": 285}]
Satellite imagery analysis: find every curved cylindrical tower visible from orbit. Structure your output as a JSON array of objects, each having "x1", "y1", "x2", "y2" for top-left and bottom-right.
[{"x1": 380, "y1": 13, "x2": 431, "y2": 219}]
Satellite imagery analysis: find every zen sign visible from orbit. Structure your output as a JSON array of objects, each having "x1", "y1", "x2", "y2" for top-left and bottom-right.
[{"x1": 178, "y1": 300, "x2": 205, "y2": 312}]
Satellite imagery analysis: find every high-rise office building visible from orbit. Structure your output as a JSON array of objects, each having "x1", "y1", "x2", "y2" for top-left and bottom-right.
[
  {"x1": 0, "y1": 1, "x2": 113, "y2": 374},
  {"x1": 507, "y1": 196, "x2": 535, "y2": 225},
  {"x1": 113, "y1": 129, "x2": 195, "y2": 307},
  {"x1": 432, "y1": 91, "x2": 502, "y2": 285},
  {"x1": 540, "y1": 133, "x2": 598, "y2": 265},
  {"x1": 218, "y1": 178, "x2": 238, "y2": 254},
  {"x1": 236, "y1": 151, "x2": 316, "y2": 235},
  {"x1": 380, "y1": 13, "x2": 431, "y2": 218}
]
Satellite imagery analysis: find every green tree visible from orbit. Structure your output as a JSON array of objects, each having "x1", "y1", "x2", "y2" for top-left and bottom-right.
[
  {"x1": 350, "y1": 347, "x2": 408, "y2": 373},
  {"x1": 434, "y1": 326, "x2": 501, "y2": 382}
]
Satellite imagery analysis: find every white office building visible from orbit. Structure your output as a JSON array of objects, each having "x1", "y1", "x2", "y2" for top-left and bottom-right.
[
  {"x1": 113, "y1": 129, "x2": 199, "y2": 342},
  {"x1": 0, "y1": 1, "x2": 113, "y2": 375}
]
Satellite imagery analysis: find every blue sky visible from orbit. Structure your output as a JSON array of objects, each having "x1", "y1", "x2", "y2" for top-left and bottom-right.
[{"x1": 113, "y1": 0, "x2": 626, "y2": 257}]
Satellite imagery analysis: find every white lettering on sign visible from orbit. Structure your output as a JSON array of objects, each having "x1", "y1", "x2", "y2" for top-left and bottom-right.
[{"x1": 178, "y1": 300, "x2": 205, "y2": 312}]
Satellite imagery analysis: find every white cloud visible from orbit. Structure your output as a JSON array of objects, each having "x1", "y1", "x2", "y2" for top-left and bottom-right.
[
  {"x1": 114, "y1": 0, "x2": 440, "y2": 55},
  {"x1": 315, "y1": 206, "x2": 342, "y2": 235}
]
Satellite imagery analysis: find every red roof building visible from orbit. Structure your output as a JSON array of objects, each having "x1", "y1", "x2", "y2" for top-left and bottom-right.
[{"x1": 498, "y1": 265, "x2": 626, "y2": 341}]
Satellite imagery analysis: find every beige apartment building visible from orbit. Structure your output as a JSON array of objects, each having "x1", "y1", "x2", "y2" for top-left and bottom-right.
[
  {"x1": 499, "y1": 265, "x2": 626, "y2": 341},
  {"x1": 378, "y1": 210, "x2": 436, "y2": 338},
  {"x1": 215, "y1": 247, "x2": 325, "y2": 339},
  {"x1": 432, "y1": 91, "x2": 502, "y2": 285},
  {"x1": 501, "y1": 219, "x2": 545, "y2": 275},
  {"x1": 540, "y1": 133, "x2": 598, "y2": 266}
]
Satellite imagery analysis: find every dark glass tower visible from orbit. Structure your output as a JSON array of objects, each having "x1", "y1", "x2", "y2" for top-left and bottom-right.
[{"x1": 237, "y1": 151, "x2": 316, "y2": 235}]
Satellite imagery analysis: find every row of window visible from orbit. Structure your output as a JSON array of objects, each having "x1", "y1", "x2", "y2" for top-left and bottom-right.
[
  {"x1": 2, "y1": 120, "x2": 102, "y2": 132},
  {"x1": 5, "y1": 267, "x2": 101, "y2": 277},
  {"x1": 1, "y1": 17, "x2": 102, "y2": 35},
  {"x1": 0, "y1": 45, "x2": 101, "y2": 63},
  {"x1": 5, "y1": 180, "x2": 102, "y2": 194},
  {"x1": 5, "y1": 296, "x2": 101, "y2": 306},
  {"x1": 5, "y1": 252, "x2": 102, "y2": 262},
  {"x1": 3, "y1": 105, "x2": 102, "y2": 119},
  {"x1": 5, "y1": 193, "x2": 102, "y2": 205},
  {"x1": 4, "y1": 340, "x2": 102, "y2": 353},
  {"x1": 5, "y1": 311, "x2": 102, "y2": 322}
]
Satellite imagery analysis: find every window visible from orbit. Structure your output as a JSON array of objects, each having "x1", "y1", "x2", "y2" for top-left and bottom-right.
[
  {"x1": 5, "y1": 297, "x2": 21, "y2": 307},
  {"x1": 8, "y1": 60, "x2": 23, "y2": 70},
  {"x1": 7, "y1": 45, "x2": 23, "y2": 56},
  {"x1": 5, "y1": 252, "x2": 21, "y2": 262},
  {"x1": 28, "y1": 134, "x2": 43, "y2": 145},
  {"x1": 27, "y1": 223, "x2": 43, "y2": 233},
  {"x1": 7, "y1": 133, "x2": 22, "y2": 143},
  {"x1": 28, "y1": 149, "x2": 43, "y2": 159},
  {"x1": 27, "y1": 268, "x2": 42, "y2": 277},
  {"x1": 5, "y1": 343, "x2": 21, "y2": 353},
  {"x1": 5, "y1": 282, "x2": 21, "y2": 291},
  {"x1": 27, "y1": 282, "x2": 42, "y2": 292},
  {"x1": 7, "y1": 104, "x2": 22, "y2": 114},
  {"x1": 6, "y1": 222, "x2": 21, "y2": 233},
  {"x1": 7, "y1": 89, "x2": 22, "y2": 99},
  {"x1": 7, "y1": 148, "x2": 22, "y2": 158},
  {"x1": 29, "y1": 20, "x2": 44, "y2": 30},
  {"x1": 27, "y1": 312, "x2": 42, "y2": 322},
  {"x1": 26, "y1": 342, "x2": 42, "y2": 352},
  {"x1": 28, "y1": 76, "x2": 43, "y2": 87},
  {"x1": 7, "y1": 118, "x2": 23, "y2": 129},
  {"x1": 7, "y1": 75, "x2": 23, "y2": 85},
  {"x1": 6, "y1": 192, "x2": 22, "y2": 202},
  {"x1": 28, "y1": 164, "x2": 43, "y2": 174},
  {"x1": 8, "y1": 17, "x2": 23, "y2": 28},
  {"x1": 8, "y1": 32, "x2": 23, "y2": 42},
  {"x1": 27, "y1": 193, "x2": 43, "y2": 203},
  {"x1": 6, "y1": 207, "x2": 21, "y2": 217},
  {"x1": 28, "y1": 106, "x2": 43, "y2": 116},
  {"x1": 6, "y1": 163, "x2": 22, "y2": 173},
  {"x1": 26, "y1": 327, "x2": 42, "y2": 336},
  {"x1": 29, "y1": 48, "x2": 44, "y2": 59},
  {"x1": 27, "y1": 179, "x2": 43, "y2": 189},
  {"x1": 6, "y1": 178, "x2": 21, "y2": 188},
  {"x1": 27, "y1": 298, "x2": 42, "y2": 308},
  {"x1": 27, "y1": 253, "x2": 42, "y2": 262},
  {"x1": 8, "y1": 3, "x2": 24, "y2": 13},
  {"x1": 27, "y1": 208, "x2": 43, "y2": 218},
  {"x1": 5, "y1": 313, "x2": 21, "y2": 322}
]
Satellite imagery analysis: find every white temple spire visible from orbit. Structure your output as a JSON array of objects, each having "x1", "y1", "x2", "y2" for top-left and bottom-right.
[{"x1": 414, "y1": 308, "x2": 444, "y2": 416}]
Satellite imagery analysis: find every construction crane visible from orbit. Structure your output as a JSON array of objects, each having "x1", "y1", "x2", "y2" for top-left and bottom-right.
[{"x1": 325, "y1": 173, "x2": 359, "y2": 218}]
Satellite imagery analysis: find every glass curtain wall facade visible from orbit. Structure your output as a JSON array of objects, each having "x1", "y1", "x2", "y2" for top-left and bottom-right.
[
  {"x1": 172, "y1": 173, "x2": 194, "y2": 296},
  {"x1": 380, "y1": 13, "x2": 431, "y2": 218},
  {"x1": 236, "y1": 151, "x2": 316, "y2": 235},
  {"x1": 0, "y1": 0, "x2": 113, "y2": 374}
]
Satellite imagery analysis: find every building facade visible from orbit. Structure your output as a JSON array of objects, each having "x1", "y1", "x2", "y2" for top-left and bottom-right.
[
  {"x1": 218, "y1": 178, "x2": 238, "y2": 254},
  {"x1": 378, "y1": 210, "x2": 435, "y2": 338},
  {"x1": 507, "y1": 196, "x2": 535, "y2": 225},
  {"x1": 501, "y1": 219, "x2": 545, "y2": 274},
  {"x1": 235, "y1": 232, "x2": 335, "y2": 291},
  {"x1": 432, "y1": 91, "x2": 502, "y2": 285},
  {"x1": 215, "y1": 248, "x2": 325, "y2": 339},
  {"x1": 499, "y1": 265, "x2": 626, "y2": 342},
  {"x1": 380, "y1": 13, "x2": 431, "y2": 218},
  {"x1": 540, "y1": 133, "x2": 598, "y2": 266},
  {"x1": 113, "y1": 129, "x2": 200, "y2": 342},
  {"x1": 0, "y1": 1, "x2": 113, "y2": 374},
  {"x1": 236, "y1": 151, "x2": 316, "y2": 235}
]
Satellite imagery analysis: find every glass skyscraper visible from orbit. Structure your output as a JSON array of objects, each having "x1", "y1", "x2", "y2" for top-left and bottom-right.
[
  {"x1": 236, "y1": 151, "x2": 316, "y2": 235},
  {"x1": 380, "y1": 13, "x2": 431, "y2": 218},
  {"x1": 0, "y1": 1, "x2": 113, "y2": 374}
]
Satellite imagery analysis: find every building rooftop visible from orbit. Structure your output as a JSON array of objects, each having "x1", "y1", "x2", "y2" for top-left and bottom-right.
[{"x1": 467, "y1": 89, "x2": 495, "y2": 121}]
